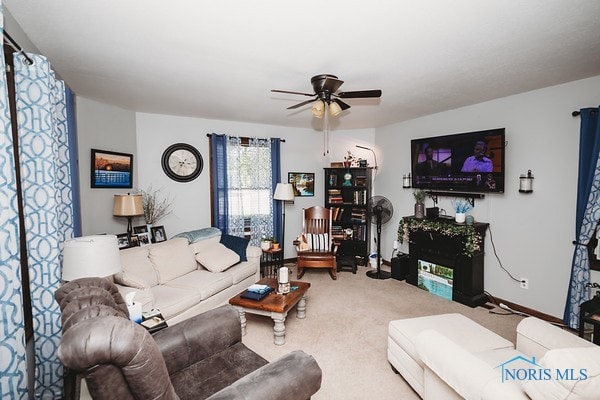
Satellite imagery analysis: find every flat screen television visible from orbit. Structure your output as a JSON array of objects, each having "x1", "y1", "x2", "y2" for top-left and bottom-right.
[{"x1": 411, "y1": 128, "x2": 505, "y2": 193}]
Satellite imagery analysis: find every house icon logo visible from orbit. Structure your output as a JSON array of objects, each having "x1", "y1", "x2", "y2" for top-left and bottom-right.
[
  {"x1": 496, "y1": 355, "x2": 588, "y2": 383},
  {"x1": 496, "y1": 355, "x2": 543, "y2": 382}
]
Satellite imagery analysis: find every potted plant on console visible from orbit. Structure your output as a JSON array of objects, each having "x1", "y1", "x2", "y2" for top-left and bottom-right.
[{"x1": 413, "y1": 189, "x2": 426, "y2": 219}]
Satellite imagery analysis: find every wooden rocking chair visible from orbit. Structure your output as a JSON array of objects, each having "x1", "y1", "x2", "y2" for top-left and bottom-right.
[{"x1": 295, "y1": 206, "x2": 337, "y2": 280}]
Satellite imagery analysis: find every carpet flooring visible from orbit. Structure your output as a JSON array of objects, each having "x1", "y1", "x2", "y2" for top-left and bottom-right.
[{"x1": 240, "y1": 264, "x2": 524, "y2": 400}]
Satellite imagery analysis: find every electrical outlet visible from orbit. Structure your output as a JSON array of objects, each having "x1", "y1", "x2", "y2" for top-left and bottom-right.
[
  {"x1": 393, "y1": 240, "x2": 399, "y2": 250},
  {"x1": 520, "y1": 278, "x2": 529, "y2": 289}
]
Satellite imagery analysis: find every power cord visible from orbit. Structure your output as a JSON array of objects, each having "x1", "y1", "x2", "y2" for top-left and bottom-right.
[{"x1": 487, "y1": 225, "x2": 525, "y2": 285}]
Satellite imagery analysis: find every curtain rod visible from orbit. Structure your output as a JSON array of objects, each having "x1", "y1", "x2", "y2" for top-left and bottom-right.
[
  {"x1": 572, "y1": 111, "x2": 580, "y2": 117},
  {"x1": 2, "y1": 29, "x2": 33, "y2": 65},
  {"x1": 206, "y1": 133, "x2": 285, "y2": 142}
]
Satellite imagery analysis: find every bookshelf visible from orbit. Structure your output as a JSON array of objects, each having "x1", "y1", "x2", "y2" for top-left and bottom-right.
[{"x1": 324, "y1": 167, "x2": 373, "y2": 265}]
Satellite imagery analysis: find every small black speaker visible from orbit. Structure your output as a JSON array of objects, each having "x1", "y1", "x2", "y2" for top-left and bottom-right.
[{"x1": 391, "y1": 253, "x2": 409, "y2": 280}]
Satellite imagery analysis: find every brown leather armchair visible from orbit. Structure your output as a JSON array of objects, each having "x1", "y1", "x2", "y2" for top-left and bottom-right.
[{"x1": 56, "y1": 278, "x2": 322, "y2": 400}]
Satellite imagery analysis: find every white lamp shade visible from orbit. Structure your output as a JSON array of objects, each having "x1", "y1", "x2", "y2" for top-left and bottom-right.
[
  {"x1": 62, "y1": 235, "x2": 122, "y2": 281},
  {"x1": 113, "y1": 194, "x2": 143, "y2": 217},
  {"x1": 273, "y1": 183, "x2": 295, "y2": 201}
]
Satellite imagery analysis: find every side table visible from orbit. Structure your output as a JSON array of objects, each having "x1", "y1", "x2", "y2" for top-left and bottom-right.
[
  {"x1": 261, "y1": 248, "x2": 283, "y2": 278},
  {"x1": 578, "y1": 295, "x2": 600, "y2": 345}
]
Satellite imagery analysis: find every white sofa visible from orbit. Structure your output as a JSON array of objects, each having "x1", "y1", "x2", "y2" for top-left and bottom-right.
[
  {"x1": 113, "y1": 228, "x2": 262, "y2": 325},
  {"x1": 389, "y1": 313, "x2": 600, "y2": 400}
]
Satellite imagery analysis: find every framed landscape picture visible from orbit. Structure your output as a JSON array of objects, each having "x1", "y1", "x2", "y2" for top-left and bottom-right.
[
  {"x1": 288, "y1": 172, "x2": 315, "y2": 197},
  {"x1": 91, "y1": 149, "x2": 133, "y2": 188}
]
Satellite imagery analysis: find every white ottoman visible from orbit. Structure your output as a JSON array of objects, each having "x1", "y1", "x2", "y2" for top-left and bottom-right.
[{"x1": 387, "y1": 313, "x2": 513, "y2": 398}]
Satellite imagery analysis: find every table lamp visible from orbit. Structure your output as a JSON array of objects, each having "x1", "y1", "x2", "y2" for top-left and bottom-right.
[
  {"x1": 61, "y1": 235, "x2": 121, "y2": 281},
  {"x1": 273, "y1": 183, "x2": 295, "y2": 254},
  {"x1": 113, "y1": 193, "x2": 144, "y2": 236}
]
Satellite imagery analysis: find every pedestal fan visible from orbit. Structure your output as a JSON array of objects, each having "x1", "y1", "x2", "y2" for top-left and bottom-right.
[{"x1": 366, "y1": 196, "x2": 394, "y2": 280}]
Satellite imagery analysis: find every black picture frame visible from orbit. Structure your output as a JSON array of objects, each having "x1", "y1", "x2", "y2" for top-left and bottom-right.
[
  {"x1": 91, "y1": 149, "x2": 133, "y2": 189},
  {"x1": 133, "y1": 225, "x2": 148, "y2": 234},
  {"x1": 137, "y1": 232, "x2": 151, "y2": 246},
  {"x1": 116, "y1": 233, "x2": 130, "y2": 249},
  {"x1": 151, "y1": 226, "x2": 167, "y2": 243},
  {"x1": 288, "y1": 172, "x2": 315, "y2": 197},
  {"x1": 129, "y1": 234, "x2": 140, "y2": 247}
]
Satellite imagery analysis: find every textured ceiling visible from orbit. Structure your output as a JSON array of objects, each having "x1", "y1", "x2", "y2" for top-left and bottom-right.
[{"x1": 5, "y1": 0, "x2": 600, "y2": 130}]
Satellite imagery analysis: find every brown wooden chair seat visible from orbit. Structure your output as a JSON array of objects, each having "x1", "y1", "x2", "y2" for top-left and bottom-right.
[{"x1": 295, "y1": 206, "x2": 337, "y2": 280}]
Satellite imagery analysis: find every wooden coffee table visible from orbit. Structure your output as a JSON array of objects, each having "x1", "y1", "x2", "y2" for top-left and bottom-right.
[{"x1": 229, "y1": 278, "x2": 310, "y2": 345}]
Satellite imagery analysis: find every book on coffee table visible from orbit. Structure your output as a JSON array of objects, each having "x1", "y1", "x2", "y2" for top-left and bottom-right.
[{"x1": 241, "y1": 286, "x2": 274, "y2": 301}]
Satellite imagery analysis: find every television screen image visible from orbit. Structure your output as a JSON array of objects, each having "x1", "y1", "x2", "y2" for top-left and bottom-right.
[
  {"x1": 417, "y1": 260, "x2": 453, "y2": 301},
  {"x1": 411, "y1": 128, "x2": 505, "y2": 193}
]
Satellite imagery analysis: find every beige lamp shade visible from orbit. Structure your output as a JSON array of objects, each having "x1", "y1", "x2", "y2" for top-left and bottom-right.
[
  {"x1": 273, "y1": 183, "x2": 295, "y2": 201},
  {"x1": 62, "y1": 235, "x2": 121, "y2": 281},
  {"x1": 113, "y1": 194, "x2": 144, "y2": 217}
]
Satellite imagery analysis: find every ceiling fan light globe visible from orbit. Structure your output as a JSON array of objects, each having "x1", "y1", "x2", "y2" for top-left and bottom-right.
[
  {"x1": 312, "y1": 100, "x2": 325, "y2": 118},
  {"x1": 329, "y1": 101, "x2": 342, "y2": 116}
]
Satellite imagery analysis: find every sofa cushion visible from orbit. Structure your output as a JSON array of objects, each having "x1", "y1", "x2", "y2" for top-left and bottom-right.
[
  {"x1": 149, "y1": 238, "x2": 197, "y2": 284},
  {"x1": 220, "y1": 234, "x2": 249, "y2": 262},
  {"x1": 115, "y1": 246, "x2": 158, "y2": 288},
  {"x1": 195, "y1": 243, "x2": 240, "y2": 273},
  {"x1": 226, "y1": 261, "x2": 258, "y2": 284},
  {"x1": 150, "y1": 285, "x2": 202, "y2": 319},
  {"x1": 522, "y1": 347, "x2": 600, "y2": 400},
  {"x1": 190, "y1": 235, "x2": 222, "y2": 254},
  {"x1": 165, "y1": 270, "x2": 233, "y2": 300}
]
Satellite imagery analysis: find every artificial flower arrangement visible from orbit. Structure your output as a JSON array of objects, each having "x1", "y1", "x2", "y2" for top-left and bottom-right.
[
  {"x1": 397, "y1": 217, "x2": 483, "y2": 256},
  {"x1": 452, "y1": 199, "x2": 472, "y2": 214}
]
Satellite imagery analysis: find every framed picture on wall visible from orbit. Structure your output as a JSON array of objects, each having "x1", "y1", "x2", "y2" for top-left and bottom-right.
[
  {"x1": 288, "y1": 172, "x2": 315, "y2": 197},
  {"x1": 91, "y1": 149, "x2": 133, "y2": 188}
]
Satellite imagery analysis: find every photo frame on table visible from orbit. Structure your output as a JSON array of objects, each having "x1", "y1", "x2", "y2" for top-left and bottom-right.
[
  {"x1": 133, "y1": 225, "x2": 148, "y2": 234},
  {"x1": 91, "y1": 148, "x2": 133, "y2": 189},
  {"x1": 288, "y1": 172, "x2": 315, "y2": 197},
  {"x1": 116, "y1": 233, "x2": 130, "y2": 249},
  {"x1": 151, "y1": 226, "x2": 167, "y2": 243},
  {"x1": 137, "y1": 232, "x2": 151, "y2": 246},
  {"x1": 129, "y1": 234, "x2": 140, "y2": 247}
]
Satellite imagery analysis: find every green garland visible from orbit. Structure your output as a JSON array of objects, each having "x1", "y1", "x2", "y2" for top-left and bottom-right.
[{"x1": 397, "y1": 217, "x2": 482, "y2": 256}]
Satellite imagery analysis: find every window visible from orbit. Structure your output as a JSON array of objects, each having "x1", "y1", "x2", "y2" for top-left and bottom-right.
[{"x1": 210, "y1": 135, "x2": 281, "y2": 245}]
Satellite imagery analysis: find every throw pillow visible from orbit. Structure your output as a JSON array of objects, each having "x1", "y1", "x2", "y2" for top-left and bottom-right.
[
  {"x1": 305, "y1": 233, "x2": 330, "y2": 251},
  {"x1": 220, "y1": 234, "x2": 249, "y2": 261},
  {"x1": 195, "y1": 243, "x2": 240, "y2": 273}
]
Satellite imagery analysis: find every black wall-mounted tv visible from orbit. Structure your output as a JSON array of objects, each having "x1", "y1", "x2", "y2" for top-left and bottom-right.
[{"x1": 411, "y1": 128, "x2": 505, "y2": 193}]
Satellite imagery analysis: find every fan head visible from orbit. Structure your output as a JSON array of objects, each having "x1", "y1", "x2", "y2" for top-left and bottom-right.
[{"x1": 368, "y1": 196, "x2": 394, "y2": 225}]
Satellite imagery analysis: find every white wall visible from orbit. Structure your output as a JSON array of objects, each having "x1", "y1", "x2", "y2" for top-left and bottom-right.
[
  {"x1": 135, "y1": 112, "x2": 374, "y2": 258},
  {"x1": 76, "y1": 97, "x2": 137, "y2": 235},
  {"x1": 375, "y1": 75, "x2": 600, "y2": 318}
]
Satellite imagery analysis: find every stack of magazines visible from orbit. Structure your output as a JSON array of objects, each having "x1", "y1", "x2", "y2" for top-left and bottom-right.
[{"x1": 241, "y1": 284, "x2": 274, "y2": 300}]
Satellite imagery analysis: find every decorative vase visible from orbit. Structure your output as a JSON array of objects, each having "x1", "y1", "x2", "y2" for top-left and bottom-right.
[
  {"x1": 146, "y1": 223, "x2": 153, "y2": 241},
  {"x1": 343, "y1": 161, "x2": 351, "y2": 168},
  {"x1": 260, "y1": 241, "x2": 271, "y2": 251},
  {"x1": 455, "y1": 212, "x2": 466, "y2": 223},
  {"x1": 465, "y1": 215, "x2": 474, "y2": 226},
  {"x1": 272, "y1": 243, "x2": 280, "y2": 250},
  {"x1": 414, "y1": 202, "x2": 425, "y2": 219}
]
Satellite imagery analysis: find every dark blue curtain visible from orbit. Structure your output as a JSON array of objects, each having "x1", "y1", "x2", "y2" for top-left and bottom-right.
[
  {"x1": 271, "y1": 138, "x2": 282, "y2": 243},
  {"x1": 564, "y1": 107, "x2": 600, "y2": 327},
  {"x1": 66, "y1": 87, "x2": 82, "y2": 237},
  {"x1": 211, "y1": 134, "x2": 229, "y2": 232}
]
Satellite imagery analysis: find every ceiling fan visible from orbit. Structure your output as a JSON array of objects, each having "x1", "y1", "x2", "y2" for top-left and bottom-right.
[{"x1": 271, "y1": 74, "x2": 382, "y2": 117}]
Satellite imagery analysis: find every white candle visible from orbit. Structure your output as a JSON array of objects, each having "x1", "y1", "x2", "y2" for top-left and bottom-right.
[{"x1": 279, "y1": 266, "x2": 289, "y2": 283}]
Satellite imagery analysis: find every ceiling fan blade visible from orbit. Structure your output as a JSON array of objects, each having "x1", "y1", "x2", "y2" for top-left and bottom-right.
[
  {"x1": 337, "y1": 89, "x2": 382, "y2": 98},
  {"x1": 332, "y1": 98, "x2": 351, "y2": 111},
  {"x1": 271, "y1": 89, "x2": 316, "y2": 97},
  {"x1": 287, "y1": 98, "x2": 318, "y2": 109}
]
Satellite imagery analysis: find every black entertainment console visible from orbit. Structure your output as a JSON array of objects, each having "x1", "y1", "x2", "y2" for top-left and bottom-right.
[{"x1": 402, "y1": 216, "x2": 489, "y2": 307}]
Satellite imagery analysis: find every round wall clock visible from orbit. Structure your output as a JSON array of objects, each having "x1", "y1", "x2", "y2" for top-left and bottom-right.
[{"x1": 161, "y1": 143, "x2": 203, "y2": 182}]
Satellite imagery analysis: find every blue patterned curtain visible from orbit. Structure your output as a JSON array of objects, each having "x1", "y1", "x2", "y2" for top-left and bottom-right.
[
  {"x1": 0, "y1": 5, "x2": 28, "y2": 399},
  {"x1": 271, "y1": 138, "x2": 283, "y2": 244},
  {"x1": 564, "y1": 107, "x2": 600, "y2": 328},
  {"x1": 211, "y1": 133, "x2": 229, "y2": 231}
]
